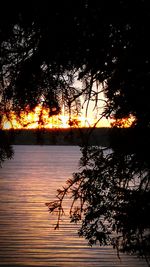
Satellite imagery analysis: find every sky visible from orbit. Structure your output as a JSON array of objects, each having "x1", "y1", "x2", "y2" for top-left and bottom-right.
[
  {"x1": 2, "y1": 100, "x2": 111, "y2": 130},
  {"x1": 1, "y1": 79, "x2": 111, "y2": 130}
]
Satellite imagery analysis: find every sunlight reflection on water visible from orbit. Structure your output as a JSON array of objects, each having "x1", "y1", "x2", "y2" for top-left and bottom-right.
[{"x1": 0, "y1": 145, "x2": 147, "y2": 267}]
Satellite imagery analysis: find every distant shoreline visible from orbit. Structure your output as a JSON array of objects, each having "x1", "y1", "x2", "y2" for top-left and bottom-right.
[{"x1": 4, "y1": 127, "x2": 111, "y2": 146}]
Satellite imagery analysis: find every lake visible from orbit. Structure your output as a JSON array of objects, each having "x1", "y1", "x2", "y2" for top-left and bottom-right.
[{"x1": 0, "y1": 145, "x2": 147, "y2": 267}]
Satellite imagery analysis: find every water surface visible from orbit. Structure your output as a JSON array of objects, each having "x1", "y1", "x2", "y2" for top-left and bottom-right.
[{"x1": 0, "y1": 145, "x2": 147, "y2": 266}]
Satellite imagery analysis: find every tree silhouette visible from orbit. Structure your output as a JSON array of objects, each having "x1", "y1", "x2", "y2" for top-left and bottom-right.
[
  {"x1": 0, "y1": 130, "x2": 13, "y2": 166},
  {"x1": 0, "y1": 0, "x2": 150, "y2": 264},
  {"x1": 1, "y1": 0, "x2": 150, "y2": 125}
]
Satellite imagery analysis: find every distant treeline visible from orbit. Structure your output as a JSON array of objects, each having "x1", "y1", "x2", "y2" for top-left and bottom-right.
[
  {"x1": 3, "y1": 128, "x2": 111, "y2": 146},
  {"x1": 3, "y1": 127, "x2": 147, "y2": 148}
]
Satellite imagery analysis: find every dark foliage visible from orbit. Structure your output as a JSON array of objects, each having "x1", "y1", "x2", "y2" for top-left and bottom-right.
[
  {"x1": 47, "y1": 144, "x2": 150, "y2": 264},
  {"x1": 0, "y1": 0, "x2": 150, "y2": 264},
  {"x1": 0, "y1": 130, "x2": 13, "y2": 166},
  {"x1": 0, "y1": 0, "x2": 150, "y2": 126}
]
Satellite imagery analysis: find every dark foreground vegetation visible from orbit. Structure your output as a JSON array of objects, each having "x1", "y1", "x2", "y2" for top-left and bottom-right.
[{"x1": 0, "y1": 0, "x2": 150, "y2": 265}]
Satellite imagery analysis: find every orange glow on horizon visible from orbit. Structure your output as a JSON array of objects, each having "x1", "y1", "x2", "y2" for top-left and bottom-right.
[
  {"x1": 1, "y1": 105, "x2": 135, "y2": 130},
  {"x1": 1, "y1": 104, "x2": 107, "y2": 130},
  {"x1": 110, "y1": 115, "x2": 135, "y2": 128}
]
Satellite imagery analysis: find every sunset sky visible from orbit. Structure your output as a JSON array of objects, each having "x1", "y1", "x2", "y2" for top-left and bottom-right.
[
  {"x1": 2, "y1": 101, "x2": 111, "y2": 130},
  {"x1": 1, "y1": 85, "x2": 134, "y2": 130},
  {"x1": 2, "y1": 80, "x2": 111, "y2": 130}
]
